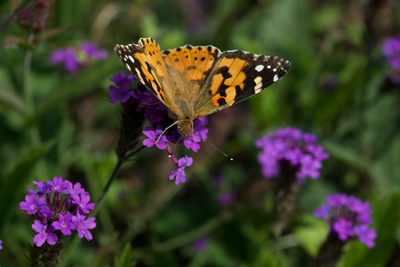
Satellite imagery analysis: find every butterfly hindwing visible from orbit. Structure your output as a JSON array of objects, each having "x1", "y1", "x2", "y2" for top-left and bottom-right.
[{"x1": 193, "y1": 50, "x2": 291, "y2": 118}]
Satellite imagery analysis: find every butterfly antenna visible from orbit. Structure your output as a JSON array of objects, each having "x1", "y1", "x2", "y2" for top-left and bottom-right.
[
  {"x1": 205, "y1": 139, "x2": 233, "y2": 161},
  {"x1": 156, "y1": 120, "x2": 179, "y2": 144},
  {"x1": 174, "y1": 134, "x2": 183, "y2": 147},
  {"x1": 192, "y1": 131, "x2": 233, "y2": 161}
]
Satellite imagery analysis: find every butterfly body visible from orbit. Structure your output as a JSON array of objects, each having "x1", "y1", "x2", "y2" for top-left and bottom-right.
[{"x1": 114, "y1": 38, "x2": 291, "y2": 137}]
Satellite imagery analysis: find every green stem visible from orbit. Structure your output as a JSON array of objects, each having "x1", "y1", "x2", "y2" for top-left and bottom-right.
[
  {"x1": 23, "y1": 32, "x2": 47, "y2": 178},
  {"x1": 152, "y1": 214, "x2": 223, "y2": 252}
]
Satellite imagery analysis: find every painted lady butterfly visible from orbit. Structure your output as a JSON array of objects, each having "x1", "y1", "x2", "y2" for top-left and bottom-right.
[{"x1": 114, "y1": 38, "x2": 291, "y2": 137}]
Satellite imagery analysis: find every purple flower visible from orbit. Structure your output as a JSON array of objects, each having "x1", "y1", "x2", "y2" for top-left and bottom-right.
[
  {"x1": 218, "y1": 192, "x2": 236, "y2": 207},
  {"x1": 107, "y1": 72, "x2": 137, "y2": 103},
  {"x1": 73, "y1": 213, "x2": 96, "y2": 241},
  {"x1": 192, "y1": 236, "x2": 209, "y2": 252},
  {"x1": 50, "y1": 42, "x2": 108, "y2": 73},
  {"x1": 48, "y1": 176, "x2": 69, "y2": 193},
  {"x1": 354, "y1": 225, "x2": 377, "y2": 248},
  {"x1": 0, "y1": 239, "x2": 2, "y2": 250},
  {"x1": 22, "y1": 176, "x2": 96, "y2": 247},
  {"x1": 333, "y1": 218, "x2": 354, "y2": 241},
  {"x1": 28, "y1": 181, "x2": 51, "y2": 196},
  {"x1": 169, "y1": 155, "x2": 193, "y2": 185},
  {"x1": 314, "y1": 203, "x2": 330, "y2": 218},
  {"x1": 81, "y1": 43, "x2": 108, "y2": 60},
  {"x1": 19, "y1": 194, "x2": 45, "y2": 215},
  {"x1": 66, "y1": 182, "x2": 86, "y2": 197},
  {"x1": 32, "y1": 220, "x2": 58, "y2": 247},
  {"x1": 255, "y1": 127, "x2": 329, "y2": 181},
  {"x1": 52, "y1": 212, "x2": 77, "y2": 236},
  {"x1": 143, "y1": 125, "x2": 168, "y2": 150},
  {"x1": 72, "y1": 194, "x2": 95, "y2": 215},
  {"x1": 39, "y1": 206, "x2": 53, "y2": 219},
  {"x1": 143, "y1": 105, "x2": 165, "y2": 123},
  {"x1": 314, "y1": 194, "x2": 376, "y2": 248}
]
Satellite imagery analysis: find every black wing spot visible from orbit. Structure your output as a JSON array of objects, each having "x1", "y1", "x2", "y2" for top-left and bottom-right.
[
  {"x1": 187, "y1": 66, "x2": 196, "y2": 70},
  {"x1": 201, "y1": 57, "x2": 206, "y2": 61},
  {"x1": 164, "y1": 50, "x2": 170, "y2": 55},
  {"x1": 175, "y1": 58, "x2": 179, "y2": 62},
  {"x1": 207, "y1": 46, "x2": 212, "y2": 52},
  {"x1": 194, "y1": 57, "x2": 198, "y2": 60},
  {"x1": 217, "y1": 98, "x2": 226, "y2": 106},
  {"x1": 157, "y1": 61, "x2": 161, "y2": 65},
  {"x1": 186, "y1": 55, "x2": 188, "y2": 58},
  {"x1": 186, "y1": 45, "x2": 193, "y2": 50},
  {"x1": 177, "y1": 47, "x2": 181, "y2": 52}
]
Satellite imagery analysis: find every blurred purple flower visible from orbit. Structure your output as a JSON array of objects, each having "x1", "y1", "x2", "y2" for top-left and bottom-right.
[
  {"x1": 50, "y1": 42, "x2": 108, "y2": 73},
  {"x1": 0, "y1": 239, "x2": 2, "y2": 250},
  {"x1": 382, "y1": 33, "x2": 400, "y2": 72},
  {"x1": 314, "y1": 203, "x2": 330, "y2": 218},
  {"x1": 333, "y1": 218, "x2": 354, "y2": 241},
  {"x1": 18, "y1": 0, "x2": 49, "y2": 33},
  {"x1": 169, "y1": 155, "x2": 193, "y2": 185},
  {"x1": 314, "y1": 194, "x2": 376, "y2": 248},
  {"x1": 255, "y1": 127, "x2": 329, "y2": 181},
  {"x1": 192, "y1": 236, "x2": 209, "y2": 252},
  {"x1": 354, "y1": 225, "x2": 377, "y2": 248},
  {"x1": 218, "y1": 192, "x2": 235, "y2": 207},
  {"x1": 32, "y1": 220, "x2": 58, "y2": 247}
]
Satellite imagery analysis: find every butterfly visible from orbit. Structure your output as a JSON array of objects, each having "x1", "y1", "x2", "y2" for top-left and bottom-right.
[{"x1": 114, "y1": 38, "x2": 291, "y2": 137}]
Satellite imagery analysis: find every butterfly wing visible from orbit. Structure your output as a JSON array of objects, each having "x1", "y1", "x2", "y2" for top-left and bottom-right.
[
  {"x1": 193, "y1": 50, "x2": 291, "y2": 118},
  {"x1": 114, "y1": 38, "x2": 178, "y2": 114}
]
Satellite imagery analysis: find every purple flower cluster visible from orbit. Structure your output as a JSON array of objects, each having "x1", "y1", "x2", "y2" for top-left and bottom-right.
[
  {"x1": 255, "y1": 127, "x2": 329, "y2": 181},
  {"x1": 382, "y1": 33, "x2": 400, "y2": 84},
  {"x1": 19, "y1": 177, "x2": 96, "y2": 247},
  {"x1": 108, "y1": 72, "x2": 210, "y2": 184},
  {"x1": 0, "y1": 239, "x2": 2, "y2": 250},
  {"x1": 50, "y1": 42, "x2": 108, "y2": 73},
  {"x1": 314, "y1": 194, "x2": 376, "y2": 248}
]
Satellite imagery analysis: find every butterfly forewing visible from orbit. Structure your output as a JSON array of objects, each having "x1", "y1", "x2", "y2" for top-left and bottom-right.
[
  {"x1": 114, "y1": 40, "x2": 178, "y2": 115},
  {"x1": 193, "y1": 50, "x2": 291, "y2": 118}
]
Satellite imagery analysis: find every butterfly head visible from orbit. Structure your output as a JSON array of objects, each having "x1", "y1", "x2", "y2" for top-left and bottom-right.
[{"x1": 177, "y1": 119, "x2": 193, "y2": 138}]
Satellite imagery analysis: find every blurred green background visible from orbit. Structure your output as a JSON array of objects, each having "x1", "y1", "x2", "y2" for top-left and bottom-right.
[{"x1": 1, "y1": 0, "x2": 400, "y2": 266}]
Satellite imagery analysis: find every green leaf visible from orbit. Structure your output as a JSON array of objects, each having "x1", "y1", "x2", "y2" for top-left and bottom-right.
[
  {"x1": 114, "y1": 243, "x2": 135, "y2": 267},
  {"x1": 294, "y1": 215, "x2": 329, "y2": 257},
  {"x1": 0, "y1": 141, "x2": 54, "y2": 232}
]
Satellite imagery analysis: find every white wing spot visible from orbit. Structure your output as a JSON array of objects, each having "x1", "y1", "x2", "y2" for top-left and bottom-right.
[
  {"x1": 255, "y1": 65, "x2": 264, "y2": 72},
  {"x1": 273, "y1": 68, "x2": 277, "y2": 72},
  {"x1": 255, "y1": 88, "x2": 262, "y2": 94},
  {"x1": 135, "y1": 68, "x2": 143, "y2": 81},
  {"x1": 125, "y1": 63, "x2": 131, "y2": 71},
  {"x1": 254, "y1": 76, "x2": 262, "y2": 84},
  {"x1": 129, "y1": 55, "x2": 135, "y2": 63},
  {"x1": 273, "y1": 74, "x2": 279, "y2": 82},
  {"x1": 267, "y1": 65, "x2": 271, "y2": 69}
]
